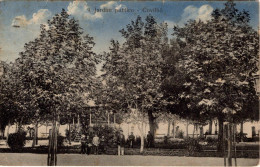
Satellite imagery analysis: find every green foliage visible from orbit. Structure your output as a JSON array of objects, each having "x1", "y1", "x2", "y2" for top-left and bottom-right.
[
  {"x1": 0, "y1": 62, "x2": 20, "y2": 130},
  {"x1": 184, "y1": 138, "x2": 202, "y2": 155},
  {"x1": 176, "y1": 130, "x2": 184, "y2": 139},
  {"x1": 101, "y1": 15, "x2": 168, "y2": 113},
  {"x1": 7, "y1": 131, "x2": 27, "y2": 150},
  {"x1": 206, "y1": 137, "x2": 218, "y2": 145},
  {"x1": 100, "y1": 15, "x2": 170, "y2": 151},
  {"x1": 173, "y1": 1, "x2": 259, "y2": 123},
  {"x1": 83, "y1": 125, "x2": 118, "y2": 145},
  {"x1": 57, "y1": 135, "x2": 65, "y2": 147},
  {"x1": 10, "y1": 9, "x2": 101, "y2": 126},
  {"x1": 135, "y1": 136, "x2": 142, "y2": 146}
]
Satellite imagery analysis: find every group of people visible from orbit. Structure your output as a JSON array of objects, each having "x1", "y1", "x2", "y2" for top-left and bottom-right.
[
  {"x1": 80, "y1": 130, "x2": 129, "y2": 156},
  {"x1": 117, "y1": 131, "x2": 136, "y2": 155},
  {"x1": 80, "y1": 130, "x2": 154, "y2": 155},
  {"x1": 80, "y1": 134, "x2": 106, "y2": 155}
]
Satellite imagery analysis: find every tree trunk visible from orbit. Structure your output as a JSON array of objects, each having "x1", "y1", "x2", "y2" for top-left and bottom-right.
[
  {"x1": 77, "y1": 114, "x2": 80, "y2": 132},
  {"x1": 68, "y1": 122, "x2": 71, "y2": 145},
  {"x1": 217, "y1": 116, "x2": 224, "y2": 152},
  {"x1": 18, "y1": 117, "x2": 23, "y2": 132},
  {"x1": 32, "y1": 121, "x2": 38, "y2": 147},
  {"x1": 140, "y1": 122, "x2": 144, "y2": 153},
  {"x1": 167, "y1": 120, "x2": 171, "y2": 137},
  {"x1": 214, "y1": 121, "x2": 218, "y2": 135},
  {"x1": 195, "y1": 124, "x2": 198, "y2": 137},
  {"x1": 0, "y1": 124, "x2": 5, "y2": 139},
  {"x1": 172, "y1": 121, "x2": 175, "y2": 138},
  {"x1": 240, "y1": 121, "x2": 243, "y2": 142},
  {"x1": 36, "y1": 122, "x2": 38, "y2": 145},
  {"x1": 148, "y1": 110, "x2": 155, "y2": 147},
  {"x1": 192, "y1": 124, "x2": 195, "y2": 138},
  {"x1": 227, "y1": 123, "x2": 232, "y2": 166},
  {"x1": 200, "y1": 126, "x2": 204, "y2": 138},
  {"x1": 186, "y1": 121, "x2": 189, "y2": 138},
  {"x1": 140, "y1": 134, "x2": 144, "y2": 153},
  {"x1": 2, "y1": 129, "x2": 5, "y2": 139},
  {"x1": 6, "y1": 120, "x2": 10, "y2": 144},
  {"x1": 233, "y1": 124, "x2": 237, "y2": 166},
  {"x1": 209, "y1": 119, "x2": 212, "y2": 135},
  {"x1": 48, "y1": 117, "x2": 57, "y2": 166},
  {"x1": 46, "y1": 124, "x2": 48, "y2": 134},
  {"x1": 47, "y1": 129, "x2": 52, "y2": 166},
  {"x1": 223, "y1": 124, "x2": 227, "y2": 166},
  {"x1": 140, "y1": 100, "x2": 145, "y2": 153}
]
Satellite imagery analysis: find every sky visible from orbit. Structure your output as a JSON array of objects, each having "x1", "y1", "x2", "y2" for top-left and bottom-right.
[{"x1": 0, "y1": 1, "x2": 259, "y2": 62}]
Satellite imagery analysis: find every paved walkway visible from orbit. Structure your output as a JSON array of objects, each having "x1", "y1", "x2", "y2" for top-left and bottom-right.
[{"x1": 0, "y1": 153, "x2": 258, "y2": 166}]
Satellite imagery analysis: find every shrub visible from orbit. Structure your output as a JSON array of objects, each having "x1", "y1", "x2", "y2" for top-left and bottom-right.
[
  {"x1": 7, "y1": 131, "x2": 27, "y2": 150},
  {"x1": 135, "y1": 136, "x2": 141, "y2": 145},
  {"x1": 206, "y1": 137, "x2": 218, "y2": 145},
  {"x1": 164, "y1": 136, "x2": 168, "y2": 144},
  {"x1": 176, "y1": 130, "x2": 184, "y2": 139},
  {"x1": 65, "y1": 127, "x2": 79, "y2": 141},
  {"x1": 57, "y1": 135, "x2": 65, "y2": 147},
  {"x1": 184, "y1": 138, "x2": 202, "y2": 155},
  {"x1": 82, "y1": 125, "x2": 118, "y2": 147}
]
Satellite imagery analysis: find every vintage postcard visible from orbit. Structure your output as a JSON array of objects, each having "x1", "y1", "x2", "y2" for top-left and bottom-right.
[{"x1": 0, "y1": 0, "x2": 259, "y2": 166}]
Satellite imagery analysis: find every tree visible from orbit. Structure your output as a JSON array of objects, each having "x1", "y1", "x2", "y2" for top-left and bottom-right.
[
  {"x1": 0, "y1": 62, "x2": 14, "y2": 138},
  {"x1": 155, "y1": 112, "x2": 180, "y2": 137},
  {"x1": 14, "y1": 9, "x2": 100, "y2": 165},
  {"x1": 173, "y1": 1, "x2": 259, "y2": 152},
  {"x1": 0, "y1": 61, "x2": 26, "y2": 139},
  {"x1": 101, "y1": 15, "x2": 168, "y2": 152}
]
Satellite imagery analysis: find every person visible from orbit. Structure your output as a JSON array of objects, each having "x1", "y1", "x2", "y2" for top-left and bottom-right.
[
  {"x1": 86, "y1": 135, "x2": 92, "y2": 155},
  {"x1": 92, "y1": 134, "x2": 100, "y2": 155},
  {"x1": 99, "y1": 135, "x2": 106, "y2": 154},
  {"x1": 146, "y1": 131, "x2": 153, "y2": 148},
  {"x1": 80, "y1": 135, "x2": 87, "y2": 154},
  {"x1": 128, "y1": 132, "x2": 135, "y2": 148},
  {"x1": 205, "y1": 130, "x2": 209, "y2": 138},
  {"x1": 117, "y1": 130, "x2": 125, "y2": 156}
]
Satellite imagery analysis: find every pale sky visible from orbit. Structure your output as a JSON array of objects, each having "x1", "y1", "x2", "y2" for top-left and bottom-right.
[{"x1": 0, "y1": 1, "x2": 258, "y2": 62}]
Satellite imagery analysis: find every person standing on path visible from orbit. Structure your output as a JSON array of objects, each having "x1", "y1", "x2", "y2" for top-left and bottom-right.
[
  {"x1": 117, "y1": 130, "x2": 125, "y2": 156},
  {"x1": 99, "y1": 135, "x2": 106, "y2": 154},
  {"x1": 128, "y1": 132, "x2": 135, "y2": 148},
  {"x1": 86, "y1": 135, "x2": 92, "y2": 155},
  {"x1": 146, "y1": 131, "x2": 153, "y2": 148},
  {"x1": 92, "y1": 134, "x2": 100, "y2": 155},
  {"x1": 80, "y1": 135, "x2": 87, "y2": 154}
]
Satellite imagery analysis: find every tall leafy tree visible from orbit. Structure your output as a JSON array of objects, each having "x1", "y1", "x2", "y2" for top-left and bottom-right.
[
  {"x1": 15, "y1": 9, "x2": 99, "y2": 122},
  {"x1": 173, "y1": 1, "x2": 259, "y2": 151},
  {"x1": 0, "y1": 61, "x2": 18, "y2": 137},
  {"x1": 102, "y1": 15, "x2": 168, "y2": 152},
  {"x1": 13, "y1": 9, "x2": 100, "y2": 164}
]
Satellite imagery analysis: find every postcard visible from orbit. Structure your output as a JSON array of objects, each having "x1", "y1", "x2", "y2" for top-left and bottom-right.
[{"x1": 0, "y1": 0, "x2": 259, "y2": 166}]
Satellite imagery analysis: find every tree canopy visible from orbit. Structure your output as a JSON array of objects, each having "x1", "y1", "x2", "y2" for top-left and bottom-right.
[
  {"x1": 173, "y1": 1, "x2": 259, "y2": 123},
  {"x1": 6, "y1": 9, "x2": 101, "y2": 127}
]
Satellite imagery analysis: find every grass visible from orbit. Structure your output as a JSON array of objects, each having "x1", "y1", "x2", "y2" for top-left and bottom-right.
[
  {"x1": 0, "y1": 145, "x2": 258, "y2": 158},
  {"x1": 0, "y1": 139, "x2": 258, "y2": 158}
]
